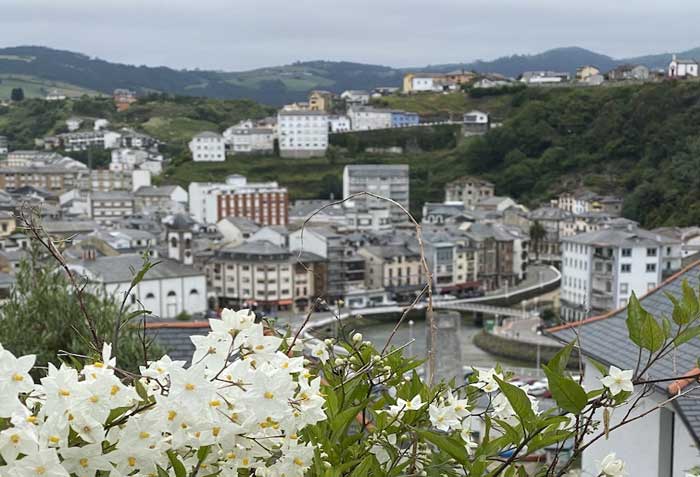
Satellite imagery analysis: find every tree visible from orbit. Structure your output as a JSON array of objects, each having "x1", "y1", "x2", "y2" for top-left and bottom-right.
[
  {"x1": 529, "y1": 220, "x2": 547, "y2": 261},
  {"x1": 10, "y1": 87, "x2": 24, "y2": 102},
  {"x1": 0, "y1": 244, "x2": 156, "y2": 372}
]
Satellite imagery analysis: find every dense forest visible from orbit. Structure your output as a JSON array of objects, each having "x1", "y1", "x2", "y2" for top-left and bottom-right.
[{"x1": 454, "y1": 81, "x2": 700, "y2": 227}]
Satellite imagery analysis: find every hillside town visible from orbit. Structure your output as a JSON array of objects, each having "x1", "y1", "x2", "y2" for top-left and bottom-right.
[{"x1": 2, "y1": 41, "x2": 700, "y2": 477}]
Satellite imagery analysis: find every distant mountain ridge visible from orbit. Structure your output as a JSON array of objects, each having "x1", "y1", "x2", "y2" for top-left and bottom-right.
[{"x1": 0, "y1": 45, "x2": 698, "y2": 105}]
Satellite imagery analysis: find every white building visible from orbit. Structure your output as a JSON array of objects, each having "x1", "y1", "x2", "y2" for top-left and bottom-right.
[
  {"x1": 668, "y1": 54, "x2": 699, "y2": 78},
  {"x1": 560, "y1": 225, "x2": 682, "y2": 321},
  {"x1": 93, "y1": 119, "x2": 110, "y2": 131},
  {"x1": 88, "y1": 191, "x2": 135, "y2": 226},
  {"x1": 189, "y1": 131, "x2": 226, "y2": 162},
  {"x1": 134, "y1": 185, "x2": 188, "y2": 214},
  {"x1": 67, "y1": 254, "x2": 207, "y2": 319},
  {"x1": 277, "y1": 110, "x2": 328, "y2": 158},
  {"x1": 408, "y1": 75, "x2": 441, "y2": 92},
  {"x1": 223, "y1": 123, "x2": 275, "y2": 155},
  {"x1": 347, "y1": 106, "x2": 392, "y2": 131},
  {"x1": 340, "y1": 90, "x2": 370, "y2": 105},
  {"x1": 342, "y1": 164, "x2": 409, "y2": 223},
  {"x1": 329, "y1": 115, "x2": 352, "y2": 133},
  {"x1": 520, "y1": 71, "x2": 569, "y2": 84},
  {"x1": 66, "y1": 117, "x2": 83, "y2": 132}
]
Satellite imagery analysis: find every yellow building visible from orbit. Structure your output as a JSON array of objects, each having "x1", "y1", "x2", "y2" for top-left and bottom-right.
[
  {"x1": 0, "y1": 211, "x2": 15, "y2": 238},
  {"x1": 576, "y1": 65, "x2": 601, "y2": 81},
  {"x1": 308, "y1": 90, "x2": 333, "y2": 112}
]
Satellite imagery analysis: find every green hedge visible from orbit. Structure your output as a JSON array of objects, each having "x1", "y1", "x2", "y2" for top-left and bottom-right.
[{"x1": 329, "y1": 124, "x2": 460, "y2": 153}]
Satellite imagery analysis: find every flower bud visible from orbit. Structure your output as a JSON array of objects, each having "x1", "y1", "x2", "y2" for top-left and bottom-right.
[
  {"x1": 352, "y1": 333, "x2": 363, "y2": 343},
  {"x1": 323, "y1": 461, "x2": 332, "y2": 469},
  {"x1": 324, "y1": 338, "x2": 334, "y2": 346}
]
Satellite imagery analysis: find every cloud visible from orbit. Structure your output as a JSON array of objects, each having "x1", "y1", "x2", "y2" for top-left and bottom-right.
[{"x1": 0, "y1": 0, "x2": 699, "y2": 70}]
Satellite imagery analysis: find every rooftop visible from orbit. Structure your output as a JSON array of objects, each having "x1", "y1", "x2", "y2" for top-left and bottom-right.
[
  {"x1": 564, "y1": 226, "x2": 680, "y2": 247},
  {"x1": 70, "y1": 255, "x2": 204, "y2": 284}
]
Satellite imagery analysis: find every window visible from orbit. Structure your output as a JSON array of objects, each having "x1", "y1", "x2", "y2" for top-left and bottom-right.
[
  {"x1": 170, "y1": 236, "x2": 178, "y2": 248},
  {"x1": 621, "y1": 248, "x2": 632, "y2": 257},
  {"x1": 646, "y1": 263, "x2": 656, "y2": 273},
  {"x1": 145, "y1": 293, "x2": 155, "y2": 299},
  {"x1": 621, "y1": 264, "x2": 631, "y2": 273},
  {"x1": 620, "y1": 283, "x2": 628, "y2": 294},
  {"x1": 189, "y1": 289, "x2": 199, "y2": 295},
  {"x1": 648, "y1": 282, "x2": 656, "y2": 291},
  {"x1": 646, "y1": 248, "x2": 657, "y2": 257},
  {"x1": 167, "y1": 291, "x2": 176, "y2": 297}
]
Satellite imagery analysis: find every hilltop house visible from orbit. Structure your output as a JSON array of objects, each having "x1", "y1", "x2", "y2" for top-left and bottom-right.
[
  {"x1": 547, "y1": 262, "x2": 700, "y2": 477},
  {"x1": 189, "y1": 131, "x2": 225, "y2": 162},
  {"x1": 340, "y1": 90, "x2": 370, "y2": 105},
  {"x1": 575, "y1": 65, "x2": 600, "y2": 81},
  {"x1": 607, "y1": 64, "x2": 650, "y2": 81},
  {"x1": 520, "y1": 71, "x2": 569, "y2": 84},
  {"x1": 669, "y1": 54, "x2": 699, "y2": 78}
]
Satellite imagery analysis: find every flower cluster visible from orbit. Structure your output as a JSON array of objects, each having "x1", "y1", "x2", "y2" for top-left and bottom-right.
[{"x1": 0, "y1": 308, "x2": 326, "y2": 477}]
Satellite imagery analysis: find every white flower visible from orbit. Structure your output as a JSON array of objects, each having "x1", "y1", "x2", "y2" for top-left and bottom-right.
[
  {"x1": 309, "y1": 341, "x2": 329, "y2": 363},
  {"x1": 475, "y1": 368, "x2": 503, "y2": 393},
  {"x1": 387, "y1": 395, "x2": 424, "y2": 417},
  {"x1": 459, "y1": 428, "x2": 478, "y2": 456},
  {"x1": 600, "y1": 366, "x2": 634, "y2": 396},
  {"x1": 9, "y1": 448, "x2": 68, "y2": 477},
  {"x1": 428, "y1": 404, "x2": 460, "y2": 431},
  {"x1": 60, "y1": 443, "x2": 113, "y2": 477},
  {"x1": 598, "y1": 453, "x2": 627, "y2": 476}
]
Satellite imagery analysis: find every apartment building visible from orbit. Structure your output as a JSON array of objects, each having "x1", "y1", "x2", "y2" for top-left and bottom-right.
[
  {"x1": 342, "y1": 164, "x2": 410, "y2": 223},
  {"x1": 561, "y1": 225, "x2": 683, "y2": 321},
  {"x1": 347, "y1": 106, "x2": 392, "y2": 130},
  {"x1": 308, "y1": 90, "x2": 334, "y2": 112},
  {"x1": 134, "y1": 185, "x2": 188, "y2": 213},
  {"x1": 222, "y1": 125, "x2": 275, "y2": 155},
  {"x1": 0, "y1": 166, "x2": 88, "y2": 193},
  {"x1": 188, "y1": 174, "x2": 288, "y2": 225},
  {"x1": 444, "y1": 176, "x2": 495, "y2": 209},
  {"x1": 422, "y1": 228, "x2": 480, "y2": 294},
  {"x1": 88, "y1": 191, "x2": 135, "y2": 226},
  {"x1": 189, "y1": 131, "x2": 225, "y2": 162},
  {"x1": 359, "y1": 245, "x2": 423, "y2": 298},
  {"x1": 277, "y1": 110, "x2": 328, "y2": 158},
  {"x1": 556, "y1": 190, "x2": 623, "y2": 216}
]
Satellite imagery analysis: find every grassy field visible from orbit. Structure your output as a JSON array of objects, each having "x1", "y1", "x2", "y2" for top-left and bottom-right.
[
  {"x1": 375, "y1": 91, "x2": 516, "y2": 119},
  {"x1": 141, "y1": 117, "x2": 219, "y2": 144},
  {"x1": 0, "y1": 75, "x2": 99, "y2": 100}
]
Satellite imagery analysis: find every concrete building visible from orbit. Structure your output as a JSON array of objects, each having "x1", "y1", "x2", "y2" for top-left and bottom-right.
[
  {"x1": 561, "y1": 225, "x2": 683, "y2": 321},
  {"x1": 528, "y1": 206, "x2": 577, "y2": 264},
  {"x1": 188, "y1": 175, "x2": 288, "y2": 225},
  {"x1": 223, "y1": 123, "x2": 275, "y2": 155},
  {"x1": 308, "y1": 90, "x2": 334, "y2": 112},
  {"x1": 134, "y1": 185, "x2": 188, "y2": 214},
  {"x1": 67, "y1": 254, "x2": 206, "y2": 319},
  {"x1": 556, "y1": 190, "x2": 623, "y2": 216},
  {"x1": 329, "y1": 115, "x2": 352, "y2": 133},
  {"x1": 66, "y1": 117, "x2": 83, "y2": 132},
  {"x1": 347, "y1": 106, "x2": 392, "y2": 131},
  {"x1": 390, "y1": 111, "x2": 420, "y2": 128},
  {"x1": 342, "y1": 164, "x2": 410, "y2": 223},
  {"x1": 340, "y1": 90, "x2": 370, "y2": 105},
  {"x1": 575, "y1": 65, "x2": 601, "y2": 81},
  {"x1": 216, "y1": 216, "x2": 260, "y2": 246},
  {"x1": 422, "y1": 227, "x2": 480, "y2": 294},
  {"x1": 189, "y1": 131, "x2": 226, "y2": 162},
  {"x1": 520, "y1": 71, "x2": 569, "y2": 84},
  {"x1": 0, "y1": 136, "x2": 7, "y2": 155},
  {"x1": 277, "y1": 110, "x2": 328, "y2": 158},
  {"x1": 462, "y1": 110, "x2": 490, "y2": 134},
  {"x1": 358, "y1": 245, "x2": 423, "y2": 298},
  {"x1": 607, "y1": 64, "x2": 650, "y2": 81},
  {"x1": 88, "y1": 191, "x2": 135, "y2": 226},
  {"x1": 444, "y1": 176, "x2": 495, "y2": 209},
  {"x1": 0, "y1": 166, "x2": 88, "y2": 193}
]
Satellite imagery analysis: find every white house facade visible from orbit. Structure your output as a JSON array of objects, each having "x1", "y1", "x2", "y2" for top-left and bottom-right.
[
  {"x1": 189, "y1": 131, "x2": 226, "y2": 162},
  {"x1": 277, "y1": 111, "x2": 329, "y2": 158}
]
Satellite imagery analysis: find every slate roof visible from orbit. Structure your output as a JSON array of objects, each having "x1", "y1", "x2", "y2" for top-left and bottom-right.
[
  {"x1": 135, "y1": 185, "x2": 179, "y2": 197},
  {"x1": 546, "y1": 261, "x2": 700, "y2": 445},
  {"x1": 144, "y1": 321, "x2": 211, "y2": 364},
  {"x1": 564, "y1": 226, "x2": 679, "y2": 247},
  {"x1": 71, "y1": 255, "x2": 204, "y2": 284}
]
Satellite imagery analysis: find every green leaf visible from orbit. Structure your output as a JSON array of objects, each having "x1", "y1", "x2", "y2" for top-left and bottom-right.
[
  {"x1": 494, "y1": 418, "x2": 521, "y2": 444},
  {"x1": 666, "y1": 292, "x2": 690, "y2": 325},
  {"x1": 494, "y1": 377, "x2": 536, "y2": 429},
  {"x1": 588, "y1": 358, "x2": 609, "y2": 377},
  {"x1": 196, "y1": 444, "x2": 212, "y2": 463},
  {"x1": 167, "y1": 450, "x2": 186, "y2": 477},
  {"x1": 626, "y1": 293, "x2": 644, "y2": 346},
  {"x1": 674, "y1": 325, "x2": 700, "y2": 347},
  {"x1": 547, "y1": 341, "x2": 574, "y2": 373},
  {"x1": 662, "y1": 317, "x2": 672, "y2": 340},
  {"x1": 134, "y1": 379, "x2": 149, "y2": 401},
  {"x1": 683, "y1": 280, "x2": 699, "y2": 315},
  {"x1": 417, "y1": 430, "x2": 470, "y2": 465},
  {"x1": 156, "y1": 465, "x2": 169, "y2": 477},
  {"x1": 639, "y1": 310, "x2": 665, "y2": 352},
  {"x1": 542, "y1": 365, "x2": 588, "y2": 414},
  {"x1": 527, "y1": 430, "x2": 574, "y2": 453}
]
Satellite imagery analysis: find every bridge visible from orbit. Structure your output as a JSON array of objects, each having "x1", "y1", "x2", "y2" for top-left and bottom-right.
[{"x1": 434, "y1": 301, "x2": 538, "y2": 320}]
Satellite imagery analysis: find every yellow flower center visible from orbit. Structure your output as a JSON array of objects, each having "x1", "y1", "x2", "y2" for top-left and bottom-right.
[
  {"x1": 185, "y1": 383, "x2": 195, "y2": 391},
  {"x1": 255, "y1": 344, "x2": 264, "y2": 351},
  {"x1": 35, "y1": 466, "x2": 46, "y2": 475},
  {"x1": 212, "y1": 426, "x2": 221, "y2": 437},
  {"x1": 110, "y1": 385, "x2": 120, "y2": 395},
  {"x1": 242, "y1": 458, "x2": 250, "y2": 466},
  {"x1": 26, "y1": 416, "x2": 37, "y2": 424},
  {"x1": 139, "y1": 432, "x2": 150, "y2": 439},
  {"x1": 90, "y1": 395, "x2": 99, "y2": 403},
  {"x1": 226, "y1": 452, "x2": 236, "y2": 460},
  {"x1": 281, "y1": 362, "x2": 289, "y2": 369},
  {"x1": 49, "y1": 435, "x2": 60, "y2": 444},
  {"x1": 12, "y1": 373, "x2": 24, "y2": 382},
  {"x1": 294, "y1": 457, "x2": 304, "y2": 466},
  {"x1": 10, "y1": 434, "x2": 20, "y2": 444},
  {"x1": 264, "y1": 391, "x2": 274, "y2": 399},
  {"x1": 167, "y1": 410, "x2": 177, "y2": 421},
  {"x1": 79, "y1": 458, "x2": 89, "y2": 468},
  {"x1": 58, "y1": 389, "x2": 70, "y2": 397},
  {"x1": 128, "y1": 457, "x2": 137, "y2": 467},
  {"x1": 209, "y1": 399, "x2": 221, "y2": 407},
  {"x1": 94, "y1": 362, "x2": 104, "y2": 368}
]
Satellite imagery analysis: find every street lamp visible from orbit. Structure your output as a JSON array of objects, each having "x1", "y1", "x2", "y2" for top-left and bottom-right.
[{"x1": 408, "y1": 319, "x2": 415, "y2": 357}]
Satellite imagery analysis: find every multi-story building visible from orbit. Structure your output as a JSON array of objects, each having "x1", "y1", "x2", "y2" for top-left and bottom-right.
[
  {"x1": 3, "y1": 151, "x2": 66, "y2": 168},
  {"x1": 341, "y1": 202, "x2": 392, "y2": 232},
  {"x1": 347, "y1": 106, "x2": 392, "y2": 131},
  {"x1": 422, "y1": 228, "x2": 480, "y2": 294},
  {"x1": 463, "y1": 110, "x2": 490, "y2": 135},
  {"x1": 222, "y1": 125, "x2": 275, "y2": 155},
  {"x1": 55, "y1": 131, "x2": 122, "y2": 151},
  {"x1": 189, "y1": 131, "x2": 226, "y2": 162},
  {"x1": 556, "y1": 190, "x2": 623, "y2": 216},
  {"x1": 308, "y1": 90, "x2": 334, "y2": 112},
  {"x1": 134, "y1": 185, "x2": 188, "y2": 213},
  {"x1": 390, "y1": 111, "x2": 420, "y2": 128},
  {"x1": 88, "y1": 191, "x2": 135, "y2": 226},
  {"x1": 340, "y1": 90, "x2": 370, "y2": 105},
  {"x1": 560, "y1": 225, "x2": 683, "y2": 321},
  {"x1": 359, "y1": 245, "x2": 423, "y2": 299},
  {"x1": 277, "y1": 110, "x2": 329, "y2": 158},
  {"x1": 607, "y1": 64, "x2": 650, "y2": 81},
  {"x1": 342, "y1": 164, "x2": 410, "y2": 223},
  {"x1": 207, "y1": 241, "x2": 295, "y2": 312},
  {"x1": 528, "y1": 206, "x2": 577, "y2": 264},
  {"x1": 402, "y1": 71, "x2": 476, "y2": 93},
  {"x1": 329, "y1": 115, "x2": 352, "y2": 133},
  {"x1": 444, "y1": 176, "x2": 495, "y2": 209},
  {"x1": 0, "y1": 166, "x2": 88, "y2": 193},
  {"x1": 188, "y1": 174, "x2": 288, "y2": 225},
  {"x1": 0, "y1": 136, "x2": 8, "y2": 155},
  {"x1": 89, "y1": 170, "x2": 134, "y2": 192},
  {"x1": 463, "y1": 222, "x2": 528, "y2": 290},
  {"x1": 110, "y1": 148, "x2": 163, "y2": 174}
]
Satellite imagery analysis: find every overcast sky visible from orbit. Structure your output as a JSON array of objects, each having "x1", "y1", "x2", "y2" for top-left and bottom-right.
[{"x1": 2, "y1": 0, "x2": 699, "y2": 71}]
